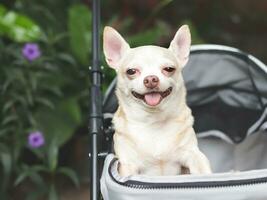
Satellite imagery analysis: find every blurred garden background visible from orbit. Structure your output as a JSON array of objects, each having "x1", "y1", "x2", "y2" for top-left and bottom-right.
[{"x1": 0, "y1": 0, "x2": 267, "y2": 199}]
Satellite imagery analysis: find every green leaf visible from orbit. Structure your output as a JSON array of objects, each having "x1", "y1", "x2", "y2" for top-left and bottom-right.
[
  {"x1": 68, "y1": 4, "x2": 91, "y2": 65},
  {"x1": 28, "y1": 171, "x2": 45, "y2": 188},
  {"x1": 29, "y1": 75, "x2": 38, "y2": 91},
  {"x1": 15, "y1": 165, "x2": 46, "y2": 188},
  {"x1": 127, "y1": 21, "x2": 170, "y2": 46},
  {"x1": 48, "y1": 142, "x2": 58, "y2": 172},
  {"x1": 0, "y1": 127, "x2": 14, "y2": 137},
  {"x1": 26, "y1": 89, "x2": 33, "y2": 106},
  {"x1": 26, "y1": 189, "x2": 45, "y2": 200},
  {"x1": 27, "y1": 112, "x2": 37, "y2": 127},
  {"x1": 0, "y1": 152, "x2": 12, "y2": 188},
  {"x1": 2, "y1": 79, "x2": 12, "y2": 93},
  {"x1": 0, "y1": 5, "x2": 7, "y2": 36},
  {"x1": 48, "y1": 184, "x2": 58, "y2": 200},
  {"x1": 0, "y1": 5, "x2": 6, "y2": 16},
  {"x1": 39, "y1": 84, "x2": 63, "y2": 97},
  {"x1": 29, "y1": 147, "x2": 44, "y2": 160},
  {"x1": 50, "y1": 32, "x2": 68, "y2": 45},
  {"x1": 1, "y1": 114, "x2": 17, "y2": 125},
  {"x1": 0, "y1": 143, "x2": 8, "y2": 152},
  {"x1": 35, "y1": 97, "x2": 55, "y2": 109},
  {"x1": 34, "y1": 98, "x2": 82, "y2": 146},
  {"x1": 32, "y1": 165, "x2": 48, "y2": 173},
  {"x1": 58, "y1": 167, "x2": 80, "y2": 188},
  {"x1": 60, "y1": 98, "x2": 82, "y2": 125},
  {"x1": 10, "y1": 93, "x2": 27, "y2": 106},
  {"x1": 2, "y1": 99, "x2": 15, "y2": 113},
  {"x1": 57, "y1": 53, "x2": 77, "y2": 65},
  {"x1": 1, "y1": 153, "x2": 12, "y2": 176},
  {"x1": 181, "y1": 20, "x2": 204, "y2": 44},
  {"x1": 14, "y1": 171, "x2": 29, "y2": 186},
  {"x1": 0, "y1": 5, "x2": 41, "y2": 42}
]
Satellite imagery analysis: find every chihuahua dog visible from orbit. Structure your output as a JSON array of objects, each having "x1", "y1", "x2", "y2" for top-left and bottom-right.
[{"x1": 103, "y1": 25, "x2": 211, "y2": 176}]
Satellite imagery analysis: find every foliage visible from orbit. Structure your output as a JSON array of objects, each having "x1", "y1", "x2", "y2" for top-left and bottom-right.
[
  {"x1": 14, "y1": 141, "x2": 79, "y2": 200},
  {"x1": 0, "y1": 0, "x2": 204, "y2": 199},
  {"x1": 0, "y1": 5, "x2": 41, "y2": 42},
  {"x1": 0, "y1": 4, "x2": 81, "y2": 199},
  {"x1": 68, "y1": 4, "x2": 92, "y2": 66}
]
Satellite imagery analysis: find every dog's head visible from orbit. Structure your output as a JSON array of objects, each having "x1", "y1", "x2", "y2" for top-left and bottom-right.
[{"x1": 103, "y1": 25, "x2": 191, "y2": 111}]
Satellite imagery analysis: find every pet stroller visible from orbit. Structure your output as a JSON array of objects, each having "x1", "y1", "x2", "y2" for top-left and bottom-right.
[
  {"x1": 100, "y1": 44, "x2": 267, "y2": 200},
  {"x1": 89, "y1": 1, "x2": 267, "y2": 200}
]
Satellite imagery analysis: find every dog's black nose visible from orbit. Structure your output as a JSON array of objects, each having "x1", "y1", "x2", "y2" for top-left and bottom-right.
[{"x1": 143, "y1": 75, "x2": 159, "y2": 89}]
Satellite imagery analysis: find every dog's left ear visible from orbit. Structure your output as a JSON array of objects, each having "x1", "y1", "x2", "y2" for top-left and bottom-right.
[{"x1": 169, "y1": 25, "x2": 191, "y2": 67}]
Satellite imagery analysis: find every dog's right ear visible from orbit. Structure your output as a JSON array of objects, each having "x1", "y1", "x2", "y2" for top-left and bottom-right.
[
  {"x1": 169, "y1": 25, "x2": 191, "y2": 68},
  {"x1": 103, "y1": 26, "x2": 130, "y2": 69}
]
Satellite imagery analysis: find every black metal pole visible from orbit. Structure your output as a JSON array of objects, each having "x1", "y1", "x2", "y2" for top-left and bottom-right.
[{"x1": 90, "y1": 0, "x2": 102, "y2": 200}]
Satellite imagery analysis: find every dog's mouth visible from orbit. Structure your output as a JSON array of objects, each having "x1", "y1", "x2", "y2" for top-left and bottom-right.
[{"x1": 131, "y1": 87, "x2": 173, "y2": 106}]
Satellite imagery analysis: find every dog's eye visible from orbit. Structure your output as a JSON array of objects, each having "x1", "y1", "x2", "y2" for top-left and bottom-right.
[
  {"x1": 126, "y1": 68, "x2": 137, "y2": 75},
  {"x1": 163, "y1": 67, "x2": 175, "y2": 73}
]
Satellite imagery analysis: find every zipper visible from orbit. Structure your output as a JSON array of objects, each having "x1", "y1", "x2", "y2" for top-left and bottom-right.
[{"x1": 108, "y1": 159, "x2": 267, "y2": 189}]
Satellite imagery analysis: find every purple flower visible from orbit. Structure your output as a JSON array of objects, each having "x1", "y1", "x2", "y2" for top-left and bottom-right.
[
  {"x1": 22, "y1": 43, "x2": 41, "y2": 61},
  {"x1": 28, "y1": 131, "x2": 45, "y2": 148}
]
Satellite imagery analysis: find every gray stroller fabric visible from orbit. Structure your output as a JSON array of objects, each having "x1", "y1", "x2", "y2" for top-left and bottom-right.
[
  {"x1": 101, "y1": 131, "x2": 267, "y2": 200},
  {"x1": 184, "y1": 49, "x2": 267, "y2": 110},
  {"x1": 198, "y1": 130, "x2": 267, "y2": 172}
]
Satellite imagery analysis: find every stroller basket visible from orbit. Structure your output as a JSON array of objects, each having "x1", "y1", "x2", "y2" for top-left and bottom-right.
[{"x1": 100, "y1": 44, "x2": 267, "y2": 200}]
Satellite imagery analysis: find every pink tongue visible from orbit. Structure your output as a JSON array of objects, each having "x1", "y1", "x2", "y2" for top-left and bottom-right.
[{"x1": 144, "y1": 93, "x2": 161, "y2": 106}]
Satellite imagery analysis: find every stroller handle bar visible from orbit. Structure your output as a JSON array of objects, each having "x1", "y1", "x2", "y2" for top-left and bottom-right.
[{"x1": 89, "y1": 0, "x2": 102, "y2": 200}]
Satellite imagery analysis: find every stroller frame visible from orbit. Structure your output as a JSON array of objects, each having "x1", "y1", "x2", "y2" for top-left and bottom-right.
[{"x1": 89, "y1": 0, "x2": 102, "y2": 200}]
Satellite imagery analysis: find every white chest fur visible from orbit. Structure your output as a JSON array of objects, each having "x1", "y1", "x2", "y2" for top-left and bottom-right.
[
  {"x1": 127, "y1": 119, "x2": 182, "y2": 159},
  {"x1": 113, "y1": 104, "x2": 195, "y2": 172}
]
